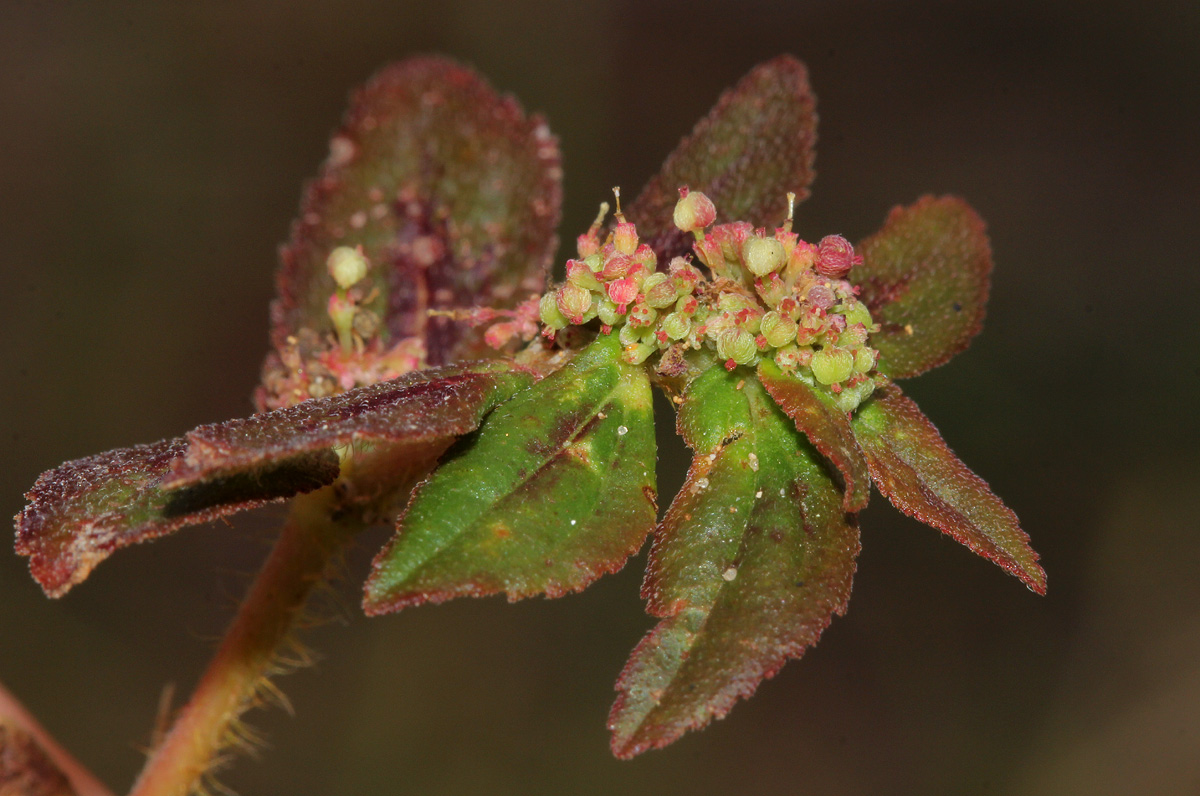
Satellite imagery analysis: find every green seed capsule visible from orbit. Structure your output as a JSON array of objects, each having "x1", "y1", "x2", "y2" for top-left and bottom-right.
[
  {"x1": 539, "y1": 291, "x2": 568, "y2": 329},
  {"x1": 642, "y1": 273, "x2": 678, "y2": 308},
  {"x1": 660, "y1": 311, "x2": 691, "y2": 341},
  {"x1": 743, "y1": 236, "x2": 787, "y2": 276},
  {"x1": 854, "y1": 346, "x2": 877, "y2": 373},
  {"x1": 834, "y1": 379, "x2": 876, "y2": 413},
  {"x1": 597, "y1": 297, "x2": 623, "y2": 326},
  {"x1": 628, "y1": 303, "x2": 658, "y2": 328},
  {"x1": 843, "y1": 300, "x2": 873, "y2": 329},
  {"x1": 811, "y1": 347, "x2": 854, "y2": 385},
  {"x1": 759, "y1": 311, "x2": 798, "y2": 348},
  {"x1": 717, "y1": 328, "x2": 758, "y2": 366}
]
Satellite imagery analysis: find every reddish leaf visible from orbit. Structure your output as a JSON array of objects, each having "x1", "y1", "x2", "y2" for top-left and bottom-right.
[
  {"x1": 272, "y1": 56, "x2": 562, "y2": 367},
  {"x1": 15, "y1": 438, "x2": 335, "y2": 599},
  {"x1": 627, "y1": 56, "x2": 818, "y2": 263},
  {"x1": 852, "y1": 196, "x2": 992, "y2": 378},
  {"x1": 15, "y1": 361, "x2": 533, "y2": 598},
  {"x1": 364, "y1": 334, "x2": 657, "y2": 614},
  {"x1": 758, "y1": 360, "x2": 870, "y2": 511},
  {"x1": 610, "y1": 369, "x2": 858, "y2": 757},
  {"x1": 851, "y1": 380, "x2": 1045, "y2": 593},
  {"x1": 0, "y1": 722, "x2": 76, "y2": 796}
]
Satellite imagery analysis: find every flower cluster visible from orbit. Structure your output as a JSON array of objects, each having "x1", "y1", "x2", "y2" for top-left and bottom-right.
[
  {"x1": 258, "y1": 246, "x2": 425, "y2": 410},
  {"x1": 538, "y1": 189, "x2": 882, "y2": 412}
]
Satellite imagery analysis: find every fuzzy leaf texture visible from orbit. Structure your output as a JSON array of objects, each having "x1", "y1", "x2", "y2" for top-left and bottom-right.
[
  {"x1": 851, "y1": 380, "x2": 1045, "y2": 593},
  {"x1": 271, "y1": 56, "x2": 562, "y2": 367},
  {"x1": 627, "y1": 55, "x2": 817, "y2": 262},
  {"x1": 364, "y1": 334, "x2": 657, "y2": 613},
  {"x1": 610, "y1": 368, "x2": 858, "y2": 757},
  {"x1": 16, "y1": 362, "x2": 531, "y2": 597},
  {"x1": 852, "y1": 196, "x2": 992, "y2": 378}
]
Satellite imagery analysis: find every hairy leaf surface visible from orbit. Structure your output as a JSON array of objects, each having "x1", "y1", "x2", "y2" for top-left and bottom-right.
[
  {"x1": 610, "y1": 369, "x2": 858, "y2": 757},
  {"x1": 271, "y1": 56, "x2": 561, "y2": 366},
  {"x1": 627, "y1": 56, "x2": 818, "y2": 263},
  {"x1": 758, "y1": 361, "x2": 870, "y2": 512},
  {"x1": 16, "y1": 362, "x2": 531, "y2": 598},
  {"x1": 852, "y1": 196, "x2": 992, "y2": 378},
  {"x1": 364, "y1": 334, "x2": 657, "y2": 613},
  {"x1": 851, "y1": 380, "x2": 1045, "y2": 593}
]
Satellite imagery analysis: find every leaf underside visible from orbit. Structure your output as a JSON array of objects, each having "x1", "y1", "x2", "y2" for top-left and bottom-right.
[
  {"x1": 851, "y1": 380, "x2": 1045, "y2": 593},
  {"x1": 610, "y1": 368, "x2": 858, "y2": 758},
  {"x1": 627, "y1": 55, "x2": 818, "y2": 263},
  {"x1": 757, "y1": 361, "x2": 871, "y2": 512},
  {"x1": 272, "y1": 56, "x2": 562, "y2": 366},
  {"x1": 364, "y1": 334, "x2": 658, "y2": 614},
  {"x1": 852, "y1": 196, "x2": 992, "y2": 378},
  {"x1": 15, "y1": 361, "x2": 532, "y2": 598}
]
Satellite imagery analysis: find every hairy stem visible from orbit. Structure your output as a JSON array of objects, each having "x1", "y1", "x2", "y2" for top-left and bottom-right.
[{"x1": 127, "y1": 487, "x2": 363, "y2": 796}]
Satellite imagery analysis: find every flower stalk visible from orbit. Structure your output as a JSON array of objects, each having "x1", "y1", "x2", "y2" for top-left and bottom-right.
[{"x1": 128, "y1": 487, "x2": 363, "y2": 796}]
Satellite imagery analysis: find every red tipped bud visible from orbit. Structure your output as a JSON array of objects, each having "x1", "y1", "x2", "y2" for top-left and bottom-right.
[
  {"x1": 566, "y1": 259, "x2": 603, "y2": 291},
  {"x1": 673, "y1": 187, "x2": 717, "y2": 233},
  {"x1": 557, "y1": 283, "x2": 594, "y2": 324},
  {"x1": 614, "y1": 222, "x2": 639, "y2": 256},
  {"x1": 601, "y1": 254, "x2": 635, "y2": 281},
  {"x1": 816, "y1": 235, "x2": 860, "y2": 278},
  {"x1": 642, "y1": 273, "x2": 678, "y2": 308},
  {"x1": 607, "y1": 276, "x2": 639, "y2": 312}
]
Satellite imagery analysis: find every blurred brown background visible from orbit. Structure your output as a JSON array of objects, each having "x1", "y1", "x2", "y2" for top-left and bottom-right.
[{"x1": 2, "y1": 1, "x2": 1198, "y2": 794}]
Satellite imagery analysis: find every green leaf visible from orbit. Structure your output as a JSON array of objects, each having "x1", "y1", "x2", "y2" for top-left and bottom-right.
[
  {"x1": 852, "y1": 196, "x2": 992, "y2": 378},
  {"x1": 851, "y1": 380, "x2": 1046, "y2": 593},
  {"x1": 15, "y1": 361, "x2": 532, "y2": 598},
  {"x1": 363, "y1": 334, "x2": 657, "y2": 614},
  {"x1": 609, "y1": 369, "x2": 858, "y2": 758},
  {"x1": 272, "y1": 56, "x2": 562, "y2": 366},
  {"x1": 627, "y1": 56, "x2": 818, "y2": 263},
  {"x1": 757, "y1": 360, "x2": 870, "y2": 512}
]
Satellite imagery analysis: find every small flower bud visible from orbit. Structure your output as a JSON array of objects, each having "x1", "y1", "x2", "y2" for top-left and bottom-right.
[
  {"x1": 842, "y1": 301, "x2": 874, "y2": 329},
  {"x1": 854, "y1": 347, "x2": 877, "y2": 373},
  {"x1": 327, "y1": 246, "x2": 369, "y2": 289},
  {"x1": 633, "y1": 243, "x2": 658, "y2": 272},
  {"x1": 327, "y1": 292, "x2": 356, "y2": 330},
  {"x1": 539, "y1": 291, "x2": 569, "y2": 329},
  {"x1": 557, "y1": 283, "x2": 594, "y2": 324},
  {"x1": 840, "y1": 322, "x2": 869, "y2": 349},
  {"x1": 583, "y1": 253, "x2": 605, "y2": 272},
  {"x1": 352, "y1": 307, "x2": 380, "y2": 339},
  {"x1": 816, "y1": 235, "x2": 858, "y2": 278},
  {"x1": 806, "y1": 284, "x2": 836, "y2": 310},
  {"x1": 760, "y1": 311, "x2": 798, "y2": 348},
  {"x1": 601, "y1": 254, "x2": 635, "y2": 281},
  {"x1": 660, "y1": 311, "x2": 691, "y2": 341},
  {"x1": 716, "y1": 328, "x2": 758, "y2": 367},
  {"x1": 614, "y1": 222, "x2": 639, "y2": 256},
  {"x1": 672, "y1": 187, "x2": 717, "y2": 233},
  {"x1": 596, "y1": 296, "x2": 623, "y2": 326},
  {"x1": 622, "y1": 341, "x2": 656, "y2": 365},
  {"x1": 566, "y1": 259, "x2": 604, "y2": 291},
  {"x1": 755, "y1": 273, "x2": 789, "y2": 307},
  {"x1": 811, "y1": 347, "x2": 855, "y2": 385},
  {"x1": 577, "y1": 232, "x2": 600, "y2": 258},
  {"x1": 642, "y1": 273, "x2": 678, "y2": 308},
  {"x1": 607, "y1": 276, "x2": 639, "y2": 312},
  {"x1": 743, "y1": 236, "x2": 787, "y2": 276}
]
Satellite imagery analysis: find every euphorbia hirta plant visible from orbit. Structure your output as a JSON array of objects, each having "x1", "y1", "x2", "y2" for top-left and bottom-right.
[{"x1": 12, "y1": 55, "x2": 1043, "y2": 793}]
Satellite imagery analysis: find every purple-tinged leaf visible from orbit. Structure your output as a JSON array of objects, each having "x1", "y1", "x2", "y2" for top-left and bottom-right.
[
  {"x1": 15, "y1": 361, "x2": 533, "y2": 598},
  {"x1": 610, "y1": 369, "x2": 857, "y2": 758},
  {"x1": 851, "y1": 380, "x2": 1046, "y2": 593},
  {"x1": 168, "y1": 361, "x2": 533, "y2": 491},
  {"x1": 363, "y1": 334, "x2": 657, "y2": 614},
  {"x1": 15, "y1": 438, "x2": 335, "y2": 599},
  {"x1": 758, "y1": 361, "x2": 870, "y2": 512},
  {"x1": 852, "y1": 196, "x2": 992, "y2": 378},
  {"x1": 627, "y1": 56, "x2": 818, "y2": 263},
  {"x1": 271, "y1": 56, "x2": 562, "y2": 367}
]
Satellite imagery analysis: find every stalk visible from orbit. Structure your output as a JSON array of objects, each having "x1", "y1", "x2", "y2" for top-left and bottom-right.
[{"x1": 127, "y1": 486, "x2": 362, "y2": 796}]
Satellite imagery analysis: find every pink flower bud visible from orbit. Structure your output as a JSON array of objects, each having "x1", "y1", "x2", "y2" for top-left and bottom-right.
[
  {"x1": 566, "y1": 259, "x2": 603, "y2": 291},
  {"x1": 601, "y1": 254, "x2": 635, "y2": 281},
  {"x1": 577, "y1": 232, "x2": 600, "y2": 258},
  {"x1": 806, "y1": 284, "x2": 836, "y2": 310},
  {"x1": 614, "y1": 222, "x2": 639, "y2": 256},
  {"x1": 672, "y1": 187, "x2": 717, "y2": 233},
  {"x1": 557, "y1": 284, "x2": 593, "y2": 324},
  {"x1": 816, "y1": 235, "x2": 860, "y2": 278},
  {"x1": 607, "y1": 276, "x2": 639, "y2": 312}
]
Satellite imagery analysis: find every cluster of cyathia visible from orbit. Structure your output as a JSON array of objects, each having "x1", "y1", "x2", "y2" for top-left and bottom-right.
[
  {"x1": 538, "y1": 188, "x2": 882, "y2": 412},
  {"x1": 258, "y1": 246, "x2": 425, "y2": 410}
]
